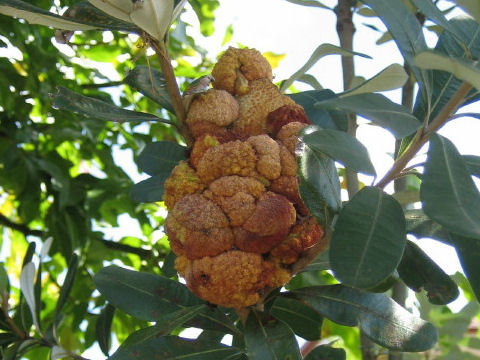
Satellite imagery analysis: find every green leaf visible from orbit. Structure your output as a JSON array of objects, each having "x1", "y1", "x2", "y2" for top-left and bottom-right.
[
  {"x1": 19, "y1": 263, "x2": 39, "y2": 331},
  {"x1": 270, "y1": 297, "x2": 323, "y2": 341},
  {"x1": 411, "y1": 0, "x2": 464, "y2": 40},
  {"x1": 284, "y1": 0, "x2": 331, "y2": 9},
  {"x1": 94, "y1": 266, "x2": 238, "y2": 334},
  {"x1": 405, "y1": 209, "x2": 449, "y2": 242},
  {"x1": 296, "y1": 74, "x2": 323, "y2": 90},
  {"x1": 0, "y1": 264, "x2": 9, "y2": 302},
  {"x1": 304, "y1": 345, "x2": 346, "y2": 360},
  {"x1": 451, "y1": 0, "x2": 480, "y2": 23},
  {"x1": 124, "y1": 66, "x2": 174, "y2": 113},
  {"x1": 463, "y1": 154, "x2": 480, "y2": 177},
  {"x1": 52, "y1": 87, "x2": 168, "y2": 124},
  {"x1": 361, "y1": 0, "x2": 431, "y2": 96},
  {"x1": 449, "y1": 234, "x2": 480, "y2": 302},
  {"x1": 87, "y1": 0, "x2": 133, "y2": 23},
  {"x1": 162, "y1": 251, "x2": 178, "y2": 278},
  {"x1": 244, "y1": 310, "x2": 302, "y2": 360},
  {"x1": 315, "y1": 93, "x2": 421, "y2": 138},
  {"x1": 297, "y1": 129, "x2": 342, "y2": 215},
  {"x1": 301, "y1": 250, "x2": 330, "y2": 273},
  {"x1": 398, "y1": 240, "x2": 459, "y2": 305},
  {"x1": 413, "y1": 17, "x2": 480, "y2": 123},
  {"x1": 96, "y1": 304, "x2": 115, "y2": 356},
  {"x1": 280, "y1": 44, "x2": 371, "y2": 92},
  {"x1": 341, "y1": 64, "x2": 408, "y2": 96},
  {"x1": 303, "y1": 128, "x2": 376, "y2": 176},
  {"x1": 414, "y1": 51, "x2": 480, "y2": 91},
  {"x1": 0, "y1": 0, "x2": 97, "y2": 30},
  {"x1": 420, "y1": 134, "x2": 480, "y2": 240},
  {"x1": 129, "y1": 0, "x2": 174, "y2": 41},
  {"x1": 54, "y1": 254, "x2": 78, "y2": 321},
  {"x1": 329, "y1": 186, "x2": 406, "y2": 289},
  {"x1": 111, "y1": 335, "x2": 243, "y2": 360},
  {"x1": 137, "y1": 141, "x2": 186, "y2": 176},
  {"x1": 130, "y1": 174, "x2": 169, "y2": 203},
  {"x1": 288, "y1": 90, "x2": 347, "y2": 131},
  {"x1": 290, "y1": 285, "x2": 438, "y2": 351}
]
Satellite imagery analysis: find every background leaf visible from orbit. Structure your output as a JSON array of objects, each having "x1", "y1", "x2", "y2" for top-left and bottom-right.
[
  {"x1": 303, "y1": 128, "x2": 376, "y2": 176},
  {"x1": 284, "y1": 0, "x2": 331, "y2": 9},
  {"x1": 329, "y1": 186, "x2": 406, "y2": 289},
  {"x1": 96, "y1": 304, "x2": 115, "y2": 356},
  {"x1": 244, "y1": 310, "x2": 302, "y2": 360},
  {"x1": 130, "y1": 174, "x2": 170, "y2": 203},
  {"x1": 20, "y1": 263, "x2": 38, "y2": 331},
  {"x1": 463, "y1": 154, "x2": 480, "y2": 177},
  {"x1": 420, "y1": 134, "x2": 480, "y2": 240},
  {"x1": 315, "y1": 93, "x2": 421, "y2": 138},
  {"x1": 137, "y1": 141, "x2": 186, "y2": 176},
  {"x1": 451, "y1": 0, "x2": 480, "y2": 23},
  {"x1": 398, "y1": 240, "x2": 459, "y2": 305},
  {"x1": 449, "y1": 234, "x2": 480, "y2": 302},
  {"x1": 290, "y1": 285, "x2": 438, "y2": 351},
  {"x1": 304, "y1": 345, "x2": 346, "y2": 360}
]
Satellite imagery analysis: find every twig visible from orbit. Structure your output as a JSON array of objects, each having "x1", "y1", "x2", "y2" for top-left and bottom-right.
[
  {"x1": 149, "y1": 38, "x2": 193, "y2": 147},
  {"x1": 80, "y1": 81, "x2": 123, "y2": 89},
  {"x1": 100, "y1": 239, "x2": 153, "y2": 259},
  {"x1": 0, "y1": 213, "x2": 44, "y2": 238},
  {"x1": 376, "y1": 82, "x2": 473, "y2": 189}
]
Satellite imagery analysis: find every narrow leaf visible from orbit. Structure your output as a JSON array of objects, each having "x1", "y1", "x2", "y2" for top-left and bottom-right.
[
  {"x1": 290, "y1": 285, "x2": 438, "y2": 351},
  {"x1": 52, "y1": 87, "x2": 166, "y2": 123},
  {"x1": 130, "y1": 0, "x2": 174, "y2": 41},
  {"x1": 20, "y1": 263, "x2": 38, "y2": 330},
  {"x1": 315, "y1": 93, "x2": 421, "y2": 138},
  {"x1": 304, "y1": 345, "x2": 346, "y2": 360},
  {"x1": 39, "y1": 237, "x2": 53, "y2": 260},
  {"x1": 0, "y1": 0, "x2": 97, "y2": 30},
  {"x1": 270, "y1": 297, "x2": 323, "y2": 341},
  {"x1": 398, "y1": 240, "x2": 459, "y2": 304},
  {"x1": 330, "y1": 187, "x2": 406, "y2": 289},
  {"x1": 54, "y1": 254, "x2": 78, "y2": 318},
  {"x1": 94, "y1": 266, "x2": 238, "y2": 334},
  {"x1": 244, "y1": 310, "x2": 302, "y2": 360},
  {"x1": 420, "y1": 134, "x2": 480, "y2": 240},
  {"x1": 96, "y1": 304, "x2": 115, "y2": 356},
  {"x1": 414, "y1": 51, "x2": 480, "y2": 91},
  {"x1": 297, "y1": 129, "x2": 342, "y2": 214},
  {"x1": 130, "y1": 174, "x2": 169, "y2": 203},
  {"x1": 411, "y1": 0, "x2": 464, "y2": 40},
  {"x1": 124, "y1": 66, "x2": 174, "y2": 113},
  {"x1": 284, "y1": 0, "x2": 331, "y2": 9},
  {"x1": 449, "y1": 233, "x2": 480, "y2": 302},
  {"x1": 110, "y1": 335, "x2": 243, "y2": 360},
  {"x1": 303, "y1": 128, "x2": 376, "y2": 176},
  {"x1": 452, "y1": 0, "x2": 480, "y2": 23},
  {"x1": 137, "y1": 141, "x2": 186, "y2": 176},
  {"x1": 0, "y1": 264, "x2": 9, "y2": 301},
  {"x1": 463, "y1": 154, "x2": 480, "y2": 177},
  {"x1": 87, "y1": 0, "x2": 132, "y2": 23},
  {"x1": 281, "y1": 44, "x2": 371, "y2": 92},
  {"x1": 296, "y1": 74, "x2": 323, "y2": 90},
  {"x1": 341, "y1": 64, "x2": 408, "y2": 96}
]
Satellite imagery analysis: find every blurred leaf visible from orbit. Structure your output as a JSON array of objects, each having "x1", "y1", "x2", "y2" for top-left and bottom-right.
[
  {"x1": 290, "y1": 285, "x2": 438, "y2": 351},
  {"x1": 39, "y1": 237, "x2": 53, "y2": 261},
  {"x1": 362, "y1": 0, "x2": 431, "y2": 97},
  {"x1": 281, "y1": 43, "x2": 371, "y2": 92},
  {"x1": 130, "y1": 174, "x2": 169, "y2": 203},
  {"x1": 449, "y1": 234, "x2": 480, "y2": 301},
  {"x1": 451, "y1": 0, "x2": 480, "y2": 23},
  {"x1": 304, "y1": 345, "x2": 346, "y2": 360},
  {"x1": 94, "y1": 266, "x2": 238, "y2": 334},
  {"x1": 411, "y1": 0, "x2": 464, "y2": 40},
  {"x1": 129, "y1": 0, "x2": 174, "y2": 41},
  {"x1": 137, "y1": 141, "x2": 186, "y2": 176},
  {"x1": 398, "y1": 240, "x2": 459, "y2": 304},
  {"x1": 270, "y1": 297, "x2": 323, "y2": 341},
  {"x1": 330, "y1": 186, "x2": 406, "y2": 289},
  {"x1": 288, "y1": 90, "x2": 346, "y2": 131},
  {"x1": 96, "y1": 304, "x2": 115, "y2": 356},
  {"x1": 244, "y1": 310, "x2": 302, "y2": 360},
  {"x1": 262, "y1": 51, "x2": 285, "y2": 69},
  {"x1": 87, "y1": 0, "x2": 132, "y2": 23},
  {"x1": 0, "y1": 263, "x2": 10, "y2": 302},
  {"x1": 297, "y1": 129, "x2": 342, "y2": 215},
  {"x1": 284, "y1": 0, "x2": 331, "y2": 9},
  {"x1": 315, "y1": 93, "x2": 421, "y2": 138},
  {"x1": 51, "y1": 345, "x2": 71, "y2": 360},
  {"x1": 124, "y1": 66, "x2": 174, "y2": 113},
  {"x1": 463, "y1": 154, "x2": 480, "y2": 177},
  {"x1": 20, "y1": 262, "x2": 38, "y2": 330},
  {"x1": 161, "y1": 251, "x2": 178, "y2": 278},
  {"x1": 302, "y1": 250, "x2": 330, "y2": 272},
  {"x1": 52, "y1": 87, "x2": 168, "y2": 124},
  {"x1": 54, "y1": 253, "x2": 78, "y2": 320},
  {"x1": 341, "y1": 64, "x2": 408, "y2": 96},
  {"x1": 405, "y1": 209, "x2": 449, "y2": 242},
  {"x1": 414, "y1": 51, "x2": 480, "y2": 91},
  {"x1": 421, "y1": 134, "x2": 480, "y2": 240},
  {"x1": 303, "y1": 127, "x2": 376, "y2": 176},
  {"x1": 111, "y1": 335, "x2": 243, "y2": 360},
  {"x1": 0, "y1": 0, "x2": 97, "y2": 30}
]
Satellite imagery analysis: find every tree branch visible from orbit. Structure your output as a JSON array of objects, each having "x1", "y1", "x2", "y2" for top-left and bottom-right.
[
  {"x1": 99, "y1": 239, "x2": 153, "y2": 259},
  {"x1": 0, "y1": 213, "x2": 44, "y2": 237}
]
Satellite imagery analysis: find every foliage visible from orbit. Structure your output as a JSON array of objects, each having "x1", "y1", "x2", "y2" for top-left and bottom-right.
[{"x1": 0, "y1": 0, "x2": 479, "y2": 359}]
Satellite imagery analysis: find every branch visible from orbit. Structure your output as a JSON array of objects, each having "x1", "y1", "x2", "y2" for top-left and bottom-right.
[
  {"x1": 0, "y1": 213, "x2": 44, "y2": 237},
  {"x1": 376, "y1": 82, "x2": 473, "y2": 189},
  {"x1": 149, "y1": 38, "x2": 193, "y2": 147},
  {"x1": 100, "y1": 239, "x2": 153, "y2": 259}
]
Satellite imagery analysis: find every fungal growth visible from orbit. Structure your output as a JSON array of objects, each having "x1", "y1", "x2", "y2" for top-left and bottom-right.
[{"x1": 164, "y1": 47, "x2": 327, "y2": 308}]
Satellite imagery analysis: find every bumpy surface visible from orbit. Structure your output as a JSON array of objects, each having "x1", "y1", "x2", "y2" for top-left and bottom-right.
[{"x1": 164, "y1": 47, "x2": 327, "y2": 308}]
